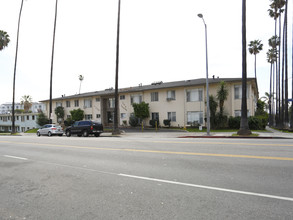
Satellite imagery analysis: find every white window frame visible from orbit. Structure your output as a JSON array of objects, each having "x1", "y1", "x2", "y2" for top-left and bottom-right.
[
  {"x1": 167, "y1": 112, "x2": 176, "y2": 122},
  {"x1": 151, "y1": 92, "x2": 159, "y2": 102},
  {"x1": 186, "y1": 89, "x2": 203, "y2": 102},
  {"x1": 187, "y1": 111, "x2": 203, "y2": 124}
]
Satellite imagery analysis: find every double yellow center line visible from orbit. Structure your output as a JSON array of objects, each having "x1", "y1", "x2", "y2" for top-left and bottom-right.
[{"x1": 1, "y1": 140, "x2": 293, "y2": 161}]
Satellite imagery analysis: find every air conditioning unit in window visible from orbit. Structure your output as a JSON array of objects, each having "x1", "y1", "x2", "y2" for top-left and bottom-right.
[{"x1": 166, "y1": 98, "x2": 174, "y2": 101}]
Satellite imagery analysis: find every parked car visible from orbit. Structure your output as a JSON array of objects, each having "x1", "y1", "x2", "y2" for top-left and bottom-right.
[
  {"x1": 37, "y1": 124, "x2": 63, "y2": 137},
  {"x1": 65, "y1": 120, "x2": 103, "y2": 137}
]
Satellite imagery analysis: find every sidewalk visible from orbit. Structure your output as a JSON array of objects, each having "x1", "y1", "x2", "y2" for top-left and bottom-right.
[{"x1": 115, "y1": 126, "x2": 293, "y2": 139}]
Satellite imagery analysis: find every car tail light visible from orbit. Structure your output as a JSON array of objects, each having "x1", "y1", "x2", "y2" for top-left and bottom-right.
[
  {"x1": 52, "y1": 127, "x2": 56, "y2": 130},
  {"x1": 91, "y1": 126, "x2": 93, "y2": 130}
]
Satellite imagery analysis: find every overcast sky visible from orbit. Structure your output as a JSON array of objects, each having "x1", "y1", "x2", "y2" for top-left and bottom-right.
[{"x1": 0, "y1": 0, "x2": 292, "y2": 105}]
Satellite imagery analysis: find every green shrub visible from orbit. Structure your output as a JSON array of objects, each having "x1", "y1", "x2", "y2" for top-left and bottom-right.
[
  {"x1": 228, "y1": 116, "x2": 241, "y2": 129},
  {"x1": 214, "y1": 113, "x2": 228, "y2": 129},
  {"x1": 163, "y1": 119, "x2": 171, "y2": 127},
  {"x1": 248, "y1": 116, "x2": 268, "y2": 130},
  {"x1": 129, "y1": 115, "x2": 138, "y2": 127}
]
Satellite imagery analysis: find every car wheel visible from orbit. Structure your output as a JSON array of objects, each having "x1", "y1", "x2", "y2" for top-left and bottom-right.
[
  {"x1": 48, "y1": 131, "x2": 52, "y2": 137},
  {"x1": 95, "y1": 133, "x2": 100, "y2": 137},
  {"x1": 66, "y1": 131, "x2": 71, "y2": 137},
  {"x1": 82, "y1": 130, "x2": 89, "y2": 137},
  {"x1": 37, "y1": 132, "x2": 41, "y2": 137}
]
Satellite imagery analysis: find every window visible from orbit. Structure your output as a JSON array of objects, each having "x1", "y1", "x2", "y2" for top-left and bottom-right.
[
  {"x1": 84, "y1": 99, "x2": 92, "y2": 108},
  {"x1": 234, "y1": 110, "x2": 250, "y2": 117},
  {"x1": 151, "y1": 92, "x2": 159, "y2": 102},
  {"x1": 96, "y1": 98, "x2": 100, "y2": 102},
  {"x1": 121, "y1": 113, "x2": 126, "y2": 119},
  {"x1": 168, "y1": 112, "x2": 176, "y2": 122},
  {"x1": 131, "y1": 94, "x2": 142, "y2": 104},
  {"x1": 85, "y1": 114, "x2": 92, "y2": 120},
  {"x1": 56, "y1": 102, "x2": 62, "y2": 107},
  {"x1": 186, "y1": 89, "x2": 203, "y2": 102},
  {"x1": 32, "y1": 115, "x2": 35, "y2": 120},
  {"x1": 3, "y1": 116, "x2": 7, "y2": 122},
  {"x1": 120, "y1": 95, "x2": 125, "y2": 100},
  {"x1": 27, "y1": 116, "x2": 30, "y2": 120},
  {"x1": 67, "y1": 115, "x2": 71, "y2": 119},
  {"x1": 66, "y1": 101, "x2": 71, "y2": 108},
  {"x1": 152, "y1": 112, "x2": 159, "y2": 120},
  {"x1": 187, "y1": 111, "x2": 203, "y2": 124},
  {"x1": 109, "y1": 98, "x2": 115, "y2": 108},
  {"x1": 16, "y1": 116, "x2": 19, "y2": 120},
  {"x1": 167, "y1": 90, "x2": 176, "y2": 100},
  {"x1": 96, "y1": 114, "x2": 101, "y2": 118},
  {"x1": 21, "y1": 116, "x2": 25, "y2": 122},
  {"x1": 74, "y1": 100, "x2": 79, "y2": 107},
  {"x1": 234, "y1": 85, "x2": 250, "y2": 99}
]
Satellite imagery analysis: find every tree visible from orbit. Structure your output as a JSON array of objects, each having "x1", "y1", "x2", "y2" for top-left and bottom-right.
[
  {"x1": 268, "y1": 0, "x2": 286, "y2": 128},
  {"x1": 132, "y1": 102, "x2": 150, "y2": 124},
  {"x1": 266, "y1": 46, "x2": 278, "y2": 125},
  {"x1": 70, "y1": 108, "x2": 84, "y2": 121},
  {"x1": 36, "y1": 112, "x2": 49, "y2": 126},
  {"x1": 11, "y1": 0, "x2": 24, "y2": 134},
  {"x1": 209, "y1": 95, "x2": 218, "y2": 129},
  {"x1": 0, "y1": 30, "x2": 10, "y2": 51},
  {"x1": 238, "y1": 0, "x2": 251, "y2": 135},
  {"x1": 55, "y1": 106, "x2": 64, "y2": 124},
  {"x1": 20, "y1": 95, "x2": 32, "y2": 113},
  {"x1": 216, "y1": 81, "x2": 228, "y2": 115},
  {"x1": 78, "y1": 75, "x2": 84, "y2": 94},
  {"x1": 248, "y1": 40, "x2": 263, "y2": 79}
]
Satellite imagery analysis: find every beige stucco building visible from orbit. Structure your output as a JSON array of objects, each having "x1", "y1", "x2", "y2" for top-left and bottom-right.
[{"x1": 41, "y1": 78, "x2": 258, "y2": 127}]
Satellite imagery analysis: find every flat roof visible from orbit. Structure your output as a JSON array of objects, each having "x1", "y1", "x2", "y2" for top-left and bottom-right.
[{"x1": 40, "y1": 77, "x2": 256, "y2": 102}]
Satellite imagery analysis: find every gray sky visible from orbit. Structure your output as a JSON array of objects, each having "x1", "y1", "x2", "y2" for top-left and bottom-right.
[{"x1": 0, "y1": 0, "x2": 292, "y2": 104}]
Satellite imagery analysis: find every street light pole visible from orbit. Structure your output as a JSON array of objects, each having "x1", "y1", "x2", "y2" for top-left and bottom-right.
[{"x1": 198, "y1": 13, "x2": 210, "y2": 135}]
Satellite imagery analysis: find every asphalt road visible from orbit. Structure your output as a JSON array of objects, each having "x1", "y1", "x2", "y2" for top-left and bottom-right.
[{"x1": 0, "y1": 135, "x2": 293, "y2": 219}]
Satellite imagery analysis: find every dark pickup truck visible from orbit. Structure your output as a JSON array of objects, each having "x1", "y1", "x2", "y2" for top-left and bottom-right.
[{"x1": 65, "y1": 120, "x2": 103, "y2": 137}]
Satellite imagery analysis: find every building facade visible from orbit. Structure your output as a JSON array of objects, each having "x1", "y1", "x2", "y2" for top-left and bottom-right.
[
  {"x1": 0, "y1": 113, "x2": 40, "y2": 132},
  {"x1": 0, "y1": 102, "x2": 46, "y2": 114},
  {"x1": 41, "y1": 78, "x2": 258, "y2": 128}
]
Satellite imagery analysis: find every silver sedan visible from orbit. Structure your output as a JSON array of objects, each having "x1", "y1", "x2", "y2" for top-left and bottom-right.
[{"x1": 37, "y1": 124, "x2": 63, "y2": 137}]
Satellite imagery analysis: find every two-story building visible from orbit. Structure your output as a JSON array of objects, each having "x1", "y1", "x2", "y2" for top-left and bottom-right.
[{"x1": 41, "y1": 78, "x2": 258, "y2": 128}]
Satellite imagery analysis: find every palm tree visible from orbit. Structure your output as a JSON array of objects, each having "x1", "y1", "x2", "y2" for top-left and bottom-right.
[
  {"x1": 20, "y1": 95, "x2": 33, "y2": 113},
  {"x1": 0, "y1": 30, "x2": 10, "y2": 50},
  {"x1": 238, "y1": 0, "x2": 251, "y2": 135},
  {"x1": 49, "y1": 0, "x2": 59, "y2": 124},
  {"x1": 248, "y1": 40, "x2": 263, "y2": 79},
  {"x1": 78, "y1": 75, "x2": 84, "y2": 94},
  {"x1": 216, "y1": 81, "x2": 228, "y2": 115},
  {"x1": 12, "y1": 0, "x2": 24, "y2": 134},
  {"x1": 268, "y1": 0, "x2": 286, "y2": 128},
  {"x1": 267, "y1": 47, "x2": 278, "y2": 125}
]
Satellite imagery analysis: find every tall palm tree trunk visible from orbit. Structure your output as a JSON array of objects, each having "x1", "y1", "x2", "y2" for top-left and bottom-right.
[
  {"x1": 269, "y1": 62, "x2": 273, "y2": 126},
  {"x1": 238, "y1": 0, "x2": 251, "y2": 135},
  {"x1": 12, "y1": 0, "x2": 24, "y2": 134},
  {"x1": 284, "y1": 0, "x2": 288, "y2": 127},
  {"x1": 49, "y1": 0, "x2": 58, "y2": 124}
]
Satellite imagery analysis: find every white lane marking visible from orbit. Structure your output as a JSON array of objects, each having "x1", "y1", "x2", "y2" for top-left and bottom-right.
[
  {"x1": 4, "y1": 155, "x2": 28, "y2": 160},
  {"x1": 119, "y1": 174, "x2": 293, "y2": 202}
]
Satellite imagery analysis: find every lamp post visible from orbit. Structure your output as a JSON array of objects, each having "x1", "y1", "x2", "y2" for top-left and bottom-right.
[{"x1": 198, "y1": 13, "x2": 210, "y2": 135}]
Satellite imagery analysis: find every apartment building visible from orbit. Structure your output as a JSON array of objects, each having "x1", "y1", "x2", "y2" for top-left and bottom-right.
[
  {"x1": 0, "y1": 113, "x2": 40, "y2": 132},
  {"x1": 41, "y1": 78, "x2": 258, "y2": 127},
  {"x1": 0, "y1": 102, "x2": 46, "y2": 114}
]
